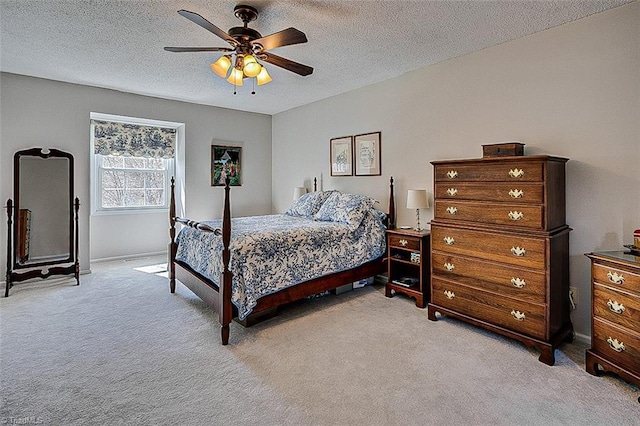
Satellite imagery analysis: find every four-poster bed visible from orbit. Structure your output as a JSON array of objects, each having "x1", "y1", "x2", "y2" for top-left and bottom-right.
[{"x1": 168, "y1": 177, "x2": 395, "y2": 345}]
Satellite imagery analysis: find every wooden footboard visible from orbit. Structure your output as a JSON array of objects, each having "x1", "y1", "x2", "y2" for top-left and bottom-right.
[
  {"x1": 168, "y1": 176, "x2": 233, "y2": 344},
  {"x1": 169, "y1": 176, "x2": 395, "y2": 345}
]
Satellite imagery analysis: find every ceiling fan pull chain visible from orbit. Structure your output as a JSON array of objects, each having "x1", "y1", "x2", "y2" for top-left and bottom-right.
[{"x1": 252, "y1": 78, "x2": 256, "y2": 95}]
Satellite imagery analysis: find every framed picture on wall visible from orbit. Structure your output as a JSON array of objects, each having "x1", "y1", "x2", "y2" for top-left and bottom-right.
[
  {"x1": 354, "y1": 132, "x2": 381, "y2": 176},
  {"x1": 211, "y1": 145, "x2": 242, "y2": 186},
  {"x1": 330, "y1": 136, "x2": 353, "y2": 176}
]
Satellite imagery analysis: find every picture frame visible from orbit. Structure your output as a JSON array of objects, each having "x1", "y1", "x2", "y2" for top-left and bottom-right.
[
  {"x1": 211, "y1": 145, "x2": 242, "y2": 186},
  {"x1": 330, "y1": 136, "x2": 353, "y2": 176},
  {"x1": 354, "y1": 132, "x2": 381, "y2": 176}
]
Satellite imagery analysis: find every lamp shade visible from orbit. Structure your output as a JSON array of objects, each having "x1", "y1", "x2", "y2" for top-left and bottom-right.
[
  {"x1": 256, "y1": 66, "x2": 272, "y2": 85},
  {"x1": 293, "y1": 186, "x2": 307, "y2": 200},
  {"x1": 242, "y1": 54, "x2": 262, "y2": 78},
  {"x1": 227, "y1": 67, "x2": 244, "y2": 86},
  {"x1": 406, "y1": 189, "x2": 429, "y2": 209},
  {"x1": 210, "y1": 55, "x2": 232, "y2": 78}
]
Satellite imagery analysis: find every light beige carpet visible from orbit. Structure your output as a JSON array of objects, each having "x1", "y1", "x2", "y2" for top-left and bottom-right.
[{"x1": 1, "y1": 256, "x2": 638, "y2": 425}]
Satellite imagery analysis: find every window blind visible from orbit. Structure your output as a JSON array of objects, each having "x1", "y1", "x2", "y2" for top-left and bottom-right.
[{"x1": 92, "y1": 120, "x2": 176, "y2": 159}]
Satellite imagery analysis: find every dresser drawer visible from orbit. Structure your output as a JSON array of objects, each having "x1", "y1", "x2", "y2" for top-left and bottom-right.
[
  {"x1": 592, "y1": 317, "x2": 640, "y2": 373},
  {"x1": 432, "y1": 278, "x2": 546, "y2": 340},
  {"x1": 431, "y1": 252, "x2": 546, "y2": 303},
  {"x1": 593, "y1": 284, "x2": 640, "y2": 332},
  {"x1": 431, "y1": 225, "x2": 546, "y2": 269},
  {"x1": 434, "y1": 162, "x2": 543, "y2": 183},
  {"x1": 434, "y1": 200, "x2": 544, "y2": 229},
  {"x1": 434, "y1": 182, "x2": 544, "y2": 204},
  {"x1": 388, "y1": 234, "x2": 421, "y2": 251},
  {"x1": 593, "y1": 262, "x2": 640, "y2": 293}
]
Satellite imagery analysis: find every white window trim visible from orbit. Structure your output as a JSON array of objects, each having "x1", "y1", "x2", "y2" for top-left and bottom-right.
[
  {"x1": 90, "y1": 112, "x2": 184, "y2": 216},
  {"x1": 91, "y1": 154, "x2": 174, "y2": 216}
]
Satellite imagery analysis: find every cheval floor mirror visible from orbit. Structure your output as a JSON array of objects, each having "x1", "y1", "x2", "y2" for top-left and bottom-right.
[{"x1": 5, "y1": 147, "x2": 79, "y2": 297}]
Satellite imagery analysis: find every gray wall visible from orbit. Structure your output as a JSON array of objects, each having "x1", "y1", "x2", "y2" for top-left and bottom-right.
[
  {"x1": 272, "y1": 3, "x2": 640, "y2": 339},
  {"x1": 1, "y1": 73, "x2": 272, "y2": 269}
]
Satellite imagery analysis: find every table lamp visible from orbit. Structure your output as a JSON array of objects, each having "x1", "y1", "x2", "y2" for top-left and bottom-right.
[
  {"x1": 293, "y1": 186, "x2": 306, "y2": 201},
  {"x1": 406, "y1": 189, "x2": 429, "y2": 231}
]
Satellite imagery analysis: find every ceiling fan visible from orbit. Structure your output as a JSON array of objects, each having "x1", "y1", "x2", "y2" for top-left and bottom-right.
[{"x1": 164, "y1": 5, "x2": 313, "y2": 89}]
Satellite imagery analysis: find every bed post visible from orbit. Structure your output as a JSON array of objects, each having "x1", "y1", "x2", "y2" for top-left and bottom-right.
[
  {"x1": 5, "y1": 199, "x2": 13, "y2": 297},
  {"x1": 219, "y1": 176, "x2": 233, "y2": 345},
  {"x1": 388, "y1": 176, "x2": 395, "y2": 229},
  {"x1": 313, "y1": 177, "x2": 317, "y2": 192},
  {"x1": 73, "y1": 197, "x2": 80, "y2": 285},
  {"x1": 168, "y1": 177, "x2": 177, "y2": 293}
]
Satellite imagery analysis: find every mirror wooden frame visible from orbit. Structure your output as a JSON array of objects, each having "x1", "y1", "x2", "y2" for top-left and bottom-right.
[{"x1": 5, "y1": 148, "x2": 79, "y2": 297}]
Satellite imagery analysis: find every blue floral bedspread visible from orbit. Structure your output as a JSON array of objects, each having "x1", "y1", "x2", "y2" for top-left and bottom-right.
[{"x1": 175, "y1": 212, "x2": 386, "y2": 319}]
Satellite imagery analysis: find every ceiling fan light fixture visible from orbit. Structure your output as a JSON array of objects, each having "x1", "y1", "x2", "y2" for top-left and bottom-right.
[
  {"x1": 256, "y1": 66, "x2": 272, "y2": 85},
  {"x1": 211, "y1": 55, "x2": 232, "y2": 78},
  {"x1": 242, "y1": 54, "x2": 262, "y2": 78},
  {"x1": 227, "y1": 67, "x2": 244, "y2": 86},
  {"x1": 166, "y1": 7, "x2": 313, "y2": 93}
]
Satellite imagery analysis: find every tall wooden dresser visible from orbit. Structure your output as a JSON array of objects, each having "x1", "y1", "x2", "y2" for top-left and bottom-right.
[
  {"x1": 585, "y1": 251, "x2": 640, "y2": 397},
  {"x1": 427, "y1": 155, "x2": 573, "y2": 365}
]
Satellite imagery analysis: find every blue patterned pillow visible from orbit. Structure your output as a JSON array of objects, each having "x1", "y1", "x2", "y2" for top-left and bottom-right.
[
  {"x1": 285, "y1": 191, "x2": 333, "y2": 217},
  {"x1": 369, "y1": 208, "x2": 387, "y2": 224},
  {"x1": 314, "y1": 191, "x2": 376, "y2": 227}
]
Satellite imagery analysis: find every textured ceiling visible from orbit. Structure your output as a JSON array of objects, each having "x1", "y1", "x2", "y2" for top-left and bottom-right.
[{"x1": 0, "y1": 0, "x2": 633, "y2": 115}]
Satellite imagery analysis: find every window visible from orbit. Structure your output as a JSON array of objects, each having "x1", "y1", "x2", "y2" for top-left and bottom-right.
[
  {"x1": 98, "y1": 155, "x2": 171, "y2": 210},
  {"x1": 90, "y1": 113, "x2": 180, "y2": 215}
]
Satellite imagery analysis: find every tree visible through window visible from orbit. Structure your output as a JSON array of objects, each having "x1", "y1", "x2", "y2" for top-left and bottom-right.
[{"x1": 100, "y1": 155, "x2": 167, "y2": 209}]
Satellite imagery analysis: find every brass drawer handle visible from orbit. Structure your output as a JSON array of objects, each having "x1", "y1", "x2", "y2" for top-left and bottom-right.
[
  {"x1": 444, "y1": 262, "x2": 455, "y2": 271},
  {"x1": 606, "y1": 337, "x2": 626, "y2": 353},
  {"x1": 607, "y1": 271, "x2": 625, "y2": 285},
  {"x1": 443, "y1": 236, "x2": 455, "y2": 245},
  {"x1": 446, "y1": 206, "x2": 458, "y2": 215},
  {"x1": 511, "y1": 277, "x2": 526, "y2": 288},
  {"x1": 511, "y1": 246, "x2": 526, "y2": 257},
  {"x1": 508, "y1": 189, "x2": 524, "y2": 198},
  {"x1": 444, "y1": 290, "x2": 455, "y2": 300},
  {"x1": 511, "y1": 310, "x2": 526, "y2": 321},
  {"x1": 508, "y1": 211, "x2": 524, "y2": 221},
  {"x1": 607, "y1": 299, "x2": 625, "y2": 314},
  {"x1": 509, "y1": 168, "x2": 525, "y2": 178},
  {"x1": 399, "y1": 239, "x2": 408, "y2": 247},
  {"x1": 446, "y1": 170, "x2": 458, "y2": 179},
  {"x1": 447, "y1": 188, "x2": 458, "y2": 196}
]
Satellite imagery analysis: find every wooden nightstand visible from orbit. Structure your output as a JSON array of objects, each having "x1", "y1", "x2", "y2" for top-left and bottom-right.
[
  {"x1": 385, "y1": 228, "x2": 430, "y2": 308},
  {"x1": 585, "y1": 251, "x2": 640, "y2": 401}
]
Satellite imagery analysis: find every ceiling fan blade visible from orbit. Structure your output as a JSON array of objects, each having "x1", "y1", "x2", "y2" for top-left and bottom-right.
[
  {"x1": 261, "y1": 52, "x2": 313, "y2": 76},
  {"x1": 177, "y1": 9, "x2": 237, "y2": 46},
  {"x1": 164, "y1": 47, "x2": 234, "y2": 53},
  {"x1": 252, "y1": 27, "x2": 308, "y2": 51}
]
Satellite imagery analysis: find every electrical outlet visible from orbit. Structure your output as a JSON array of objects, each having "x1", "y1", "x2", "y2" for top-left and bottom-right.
[{"x1": 569, "y1": 286, "x2": 578, "y2": 310}]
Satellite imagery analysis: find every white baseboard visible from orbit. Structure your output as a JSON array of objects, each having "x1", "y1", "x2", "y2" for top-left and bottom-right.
[
  {"x1": 90, "y1": 251, "x2": 167, "y2": 264},
  {"x1": 573, "y1": 331, "x2": 591, "y2": 345}
]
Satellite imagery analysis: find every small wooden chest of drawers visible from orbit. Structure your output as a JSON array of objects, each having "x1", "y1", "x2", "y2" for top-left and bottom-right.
[
  {"x1": 585, "y1": 251, "x2": 640, "y2": 392},
  {"x1": 428, "y1": 155, "x2": 573, "y2": 366}
]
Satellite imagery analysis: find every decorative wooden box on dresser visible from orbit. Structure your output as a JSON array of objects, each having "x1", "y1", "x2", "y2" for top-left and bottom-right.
[
  {"x1": 427, "y1": 154, "x2": 574, "y2": 365},
  {"x1": 585, "y1": 251, "x2": 640, "y2": 401}
]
